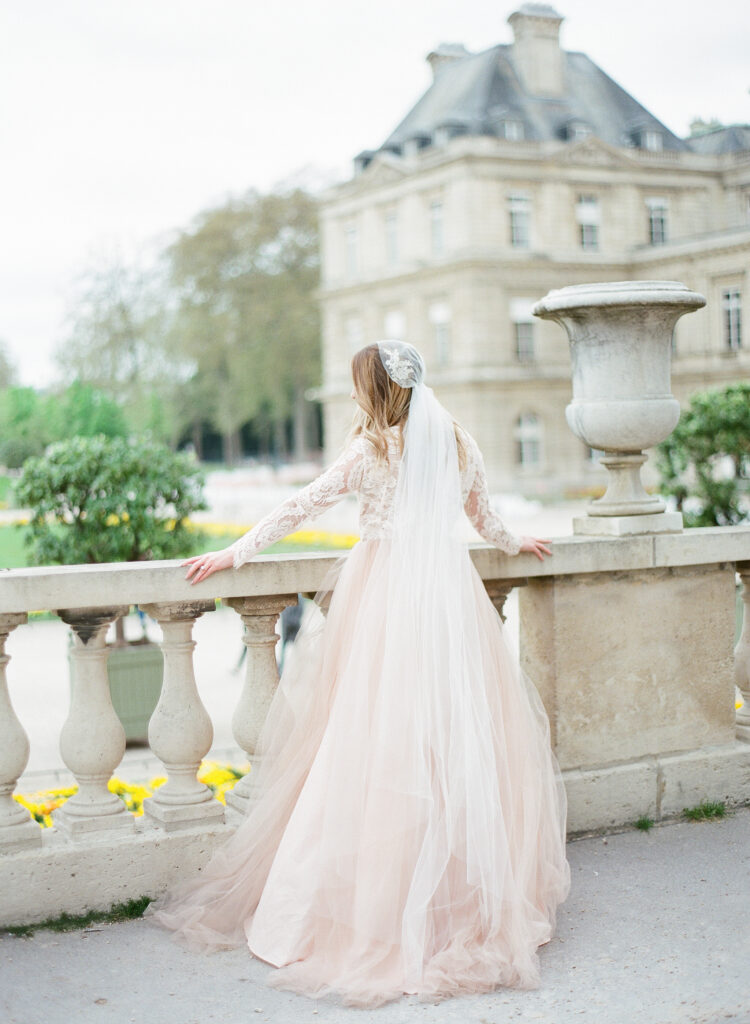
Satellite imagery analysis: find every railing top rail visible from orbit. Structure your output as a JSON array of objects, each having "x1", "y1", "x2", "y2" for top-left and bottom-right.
[{"x1": 0, "y1": 526, "x2": 749, "y2": 614}]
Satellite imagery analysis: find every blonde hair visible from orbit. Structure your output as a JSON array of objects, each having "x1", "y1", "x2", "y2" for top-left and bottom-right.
[{"x1": 345, "y1": 344, "x2": 467, "y2": 470}]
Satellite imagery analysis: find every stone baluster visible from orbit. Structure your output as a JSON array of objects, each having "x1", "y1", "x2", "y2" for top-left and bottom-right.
[
  {"x1": 53, "y1": 607, "x2": 133, "y2": 838},
  {"x1": 0, "y1": 613, "x2": 41, "y2": 852},
  {"x1": 484, "y1": 578, "x2": 527, "y2": 623},
  {"x1": 224, "y1": 595, "x2": 298, "y2": 816},
  {"x1": 735, "y1": 568, "x2": 750, "y2": 743},
  {"x1": 139, "y1": 601, "x2": 224, "y2": 830}
]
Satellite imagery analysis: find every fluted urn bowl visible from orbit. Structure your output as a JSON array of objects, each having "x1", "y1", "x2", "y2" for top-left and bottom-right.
[{"x1": 533, "y1": 281, "x2": 706, "y2": 523}]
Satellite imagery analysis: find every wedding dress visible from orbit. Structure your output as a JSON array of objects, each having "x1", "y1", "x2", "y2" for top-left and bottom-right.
[{"x1": 143, "y1": 417, "x2": 571, "y2": 1008}]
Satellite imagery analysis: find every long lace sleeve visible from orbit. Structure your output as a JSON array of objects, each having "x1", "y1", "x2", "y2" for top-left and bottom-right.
[
  {"x1": 229, "y1": 439, "x2": 366, "y2": 568},
  {"x1": 459, "y1": 429, "x2": 523, "y2": 556}
]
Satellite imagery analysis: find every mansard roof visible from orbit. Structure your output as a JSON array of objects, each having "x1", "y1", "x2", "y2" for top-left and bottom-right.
[
  {"x1": 686, "y1": 124, "x2": 750, "y2": 155},
  {"x1": 377, "y1": 44, "x2": 689, "y2": 154}
]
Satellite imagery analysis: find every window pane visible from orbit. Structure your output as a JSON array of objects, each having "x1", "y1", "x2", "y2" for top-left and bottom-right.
[
  {"x1": 722, "y1": 289, "x2": 742, "y2": 350},
  {"x1": 515, "y1": 322, "x2": 534, "y2": 361}
]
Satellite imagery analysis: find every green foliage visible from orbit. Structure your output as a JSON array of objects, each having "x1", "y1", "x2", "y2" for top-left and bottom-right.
[
  {"x1": 682, "y1": 801, "x2": 726, "y2": 821},
  {"x1": 1, "y1": 897, "x2": 152, "y2": 937},
  {"x1": 164, "y1": 186, "x2": 321, "y2": 461},
  {"x1": 635, "y1": 816, "x2": 654, "y2": 831},
  {"x1": 15, "y1": 435, "x2": 207, "y2": 565},
  {"x1": 0, "y1": 383, "x2": 128, "y2": 469},
  {"x1": 54, "y1": 186, "x2": 323, "y2": 461},
  {"x1": 656, "y1": 383, "x2": 750, "y2": 527}
]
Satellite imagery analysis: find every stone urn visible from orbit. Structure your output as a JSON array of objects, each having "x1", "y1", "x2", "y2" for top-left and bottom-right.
[{"x1": 533, "y1": 280, "x2": 706, "y2": 535}]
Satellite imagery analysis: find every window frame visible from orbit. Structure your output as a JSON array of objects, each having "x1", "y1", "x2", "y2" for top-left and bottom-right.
[
  {"x1": 508, "y1": 193, "x2": 531, "y2": 249},
  {"x1": 722, "y1": 288, "x2": 742, "y2": 351}
]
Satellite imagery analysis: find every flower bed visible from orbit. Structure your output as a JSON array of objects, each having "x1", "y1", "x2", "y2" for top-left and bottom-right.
[{"x1": 13, "y1": 760, "x2": 251, "y2": 828}]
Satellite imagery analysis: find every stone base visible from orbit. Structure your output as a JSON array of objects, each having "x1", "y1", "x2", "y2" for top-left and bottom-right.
[
  {"x1": 142, "y1": 796, "x2": 225, "y2": 832},
  {"x1": 52, "y1": 806, "x2": 136, "y2": 839},
  {"x1": 0, "y1": 818, "x2": 235, "y2": 928},
  {"x1": 563, "y1": 741, "x2": 750, "y2": 834},
  {"x1": 2, "y1": 743, "x2": 749, "y2": 927},
  {"x1": 573, "y1": 511, "x2": 683, "y2": 536},
  {"x1": 0, "y1": 817, "x2": 44, "y2": 853}
]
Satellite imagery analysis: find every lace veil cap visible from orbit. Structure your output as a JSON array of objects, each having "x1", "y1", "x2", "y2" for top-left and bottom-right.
[{"x1": 377, "y1": 340, "x2": 425, "y2": 389}]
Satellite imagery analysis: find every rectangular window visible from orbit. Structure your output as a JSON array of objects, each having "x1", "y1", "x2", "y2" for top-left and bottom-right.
[
  {"x1": 510, "y1": 298, "x2": 535, "y2": 361},
  {"x1": 344, "y1": 222, "x2": 358, "y2": 277},
  {"x1": 646, "y1": 197, "x2": 668, "y2": 245},
  {"x1": 429, "y1": 301, "x2": 451, "y2": 365},
  {"x1": 576, "y1": 194, "x2": 600, "y2": 250},
  {"x1": 514, "y1": 322, "x2": 534, "y2": 362},
  {"x1": 514, "y1": 413, "x2": 541, "y2": 468},
  {"x1": 429, "y1": 199, "x2": 444, "y2": 257},
  {"x1": 384, "y1": 210, "x2": 398, "y2": 267},
  {"x1": 508, "y1": 194, "x2": 530, "y2": 249},
  {"x1": 502, "y1": 119, "x2": 524, "y2": 141},
  {"x1": 642, "y1": 130, "x2": 663, "y2": 152},
  {"x1": 722, "y1": 289, "x2": 742, "y2": 350}
]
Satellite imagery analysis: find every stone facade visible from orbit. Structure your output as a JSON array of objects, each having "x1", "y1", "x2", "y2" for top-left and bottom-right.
[{"x1": 317, "y1": 5, "x2": 750, "y2": 494}]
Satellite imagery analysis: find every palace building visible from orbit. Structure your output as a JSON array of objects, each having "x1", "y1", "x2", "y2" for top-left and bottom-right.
[{"x1": 317, "y1": 3, "x2": 750, "y2": 493}]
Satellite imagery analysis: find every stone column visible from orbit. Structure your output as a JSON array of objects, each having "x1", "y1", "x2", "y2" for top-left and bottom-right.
[
  {"x1": 224, "y1": 595, "x2": 297, "y2": 815},
  {"x1": 735, "y1": 568, "x2": 750, "y2": 743},
  {"x1": 139, "y1": 601, "x2": 224, "y2": 830},
  {"x1": 0, "y1": 613, "x2": 41, "y2": 851},
  {"x1": 53, "y1": 606, "x2": 133, "y2": 838},
  {"x1": 484, "y1": 578, "x2": 527, "y2": 623}
]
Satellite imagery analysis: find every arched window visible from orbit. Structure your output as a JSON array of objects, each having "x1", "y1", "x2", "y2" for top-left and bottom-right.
[{"x1": 514, "y1": 413, "x2": 542, "y2": 468}]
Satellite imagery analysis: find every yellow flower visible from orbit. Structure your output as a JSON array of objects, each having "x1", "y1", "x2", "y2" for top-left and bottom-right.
[{"x1": 105, "y1": 513, "x2": 120, "y2": 526}]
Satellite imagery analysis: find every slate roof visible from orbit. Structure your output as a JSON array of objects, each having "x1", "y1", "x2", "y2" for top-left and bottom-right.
[
  {"x1": 376, "y1": 43, "x2": 690, "y2": 154},
  {"x1": 686, "y1": 124, "x2": 750, "y2": 155}
]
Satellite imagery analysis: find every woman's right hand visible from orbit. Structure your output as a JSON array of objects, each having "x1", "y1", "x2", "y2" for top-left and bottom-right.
[
  {"x1": 182, "y1": 547, "x2": 235, "y2": 585},
  {"x1": 518, "y1": 536, "x2": 552, "y2": 561}
]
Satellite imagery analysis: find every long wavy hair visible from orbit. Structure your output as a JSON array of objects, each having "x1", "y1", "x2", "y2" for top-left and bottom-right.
[{"x1": 345, "y1": 343, "x2": 467, "y2": 470}]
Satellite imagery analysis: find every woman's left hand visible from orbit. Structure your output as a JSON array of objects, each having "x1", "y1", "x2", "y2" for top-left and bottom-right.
[{"x1": 182, "y1": 547, "x2": 235, "y2": 585}]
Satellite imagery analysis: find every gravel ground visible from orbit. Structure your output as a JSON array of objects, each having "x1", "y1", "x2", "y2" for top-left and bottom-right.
[{"x1": 2, "y1": 807, "x2": 749, "y2": 1024}]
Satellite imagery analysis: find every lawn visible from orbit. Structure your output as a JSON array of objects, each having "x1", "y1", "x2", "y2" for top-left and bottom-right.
[{"x1": 0, "y1": 521, "x2": 357, "y2": 569}]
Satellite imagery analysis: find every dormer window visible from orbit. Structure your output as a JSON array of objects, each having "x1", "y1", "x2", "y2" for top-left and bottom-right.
[
  {"x1": 631, "y1": 127, "x2": 663, "y2": 151},
  {"x1": 434, "y1": 121, "x2": 467, "y2": 146},
  {"x1": 500, "y1": 119, "x2": 524, "y2": 141},
  {"x1": 403, "y1": 134, "x2": 431, "y2": 157},
  {"x1": 353, "y1": 150, "x2": 374, "y2": 176},
  {"x1": 567, "y1": 121, "x2": 592, "y2": 142}
]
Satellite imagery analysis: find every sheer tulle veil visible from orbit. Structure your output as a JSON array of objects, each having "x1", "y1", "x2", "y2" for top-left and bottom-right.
[{"x1": 375, "y1": 340, "x2": 543, "y2": 971}]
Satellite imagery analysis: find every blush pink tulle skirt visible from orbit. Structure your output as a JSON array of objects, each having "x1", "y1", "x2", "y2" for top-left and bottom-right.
[{"x1": 143, "y1": 539, "x2": 571, "y2": 1008}]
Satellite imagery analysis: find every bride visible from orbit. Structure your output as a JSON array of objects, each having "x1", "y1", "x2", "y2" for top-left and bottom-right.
[{"x1": 143, "y1": 340, "x2": 571, "y2": 1008}]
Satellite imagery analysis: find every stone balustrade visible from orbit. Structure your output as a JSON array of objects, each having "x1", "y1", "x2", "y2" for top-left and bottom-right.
[{"x1": 1, "y1": 527, "x2": 749, "y2": 927}]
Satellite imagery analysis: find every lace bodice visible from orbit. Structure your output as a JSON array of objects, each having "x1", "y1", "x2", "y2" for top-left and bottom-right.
[{"x1": 229, "y1": 425, "x2": 523, "y2": 568}]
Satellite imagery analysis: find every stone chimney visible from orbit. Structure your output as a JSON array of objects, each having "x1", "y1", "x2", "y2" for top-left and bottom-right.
[
  {"x1": 426, "y1": 43, "x2": 471, "y2": 80},
  {"x1": 507, "y1": 4, "x2": 564, "y2": 97}
]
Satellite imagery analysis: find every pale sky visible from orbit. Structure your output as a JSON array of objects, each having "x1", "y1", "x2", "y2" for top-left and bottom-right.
[{"x1": 1, "y1": 0, "x2": 748, "y2": 386}]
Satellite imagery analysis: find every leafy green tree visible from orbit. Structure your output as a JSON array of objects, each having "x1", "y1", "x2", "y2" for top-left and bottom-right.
[
  {"x1": 165, "y1": 186, "x2": 321, "y2": 463},
  {"x1": 16, "y1": 435, "x2": 207, "y2": 566},
  {"x1": 0, "y1": 383, "x2": 128, "y2": 468},
  {"x1": 656, "y1": 382, "x2": 750, "y2": 526},
  {"x1": 0, "y1": 387, "x2": 52, "y2": 467},
  {"x1": 56, "y1": 249, "x2": 181, "y2": 444}
]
